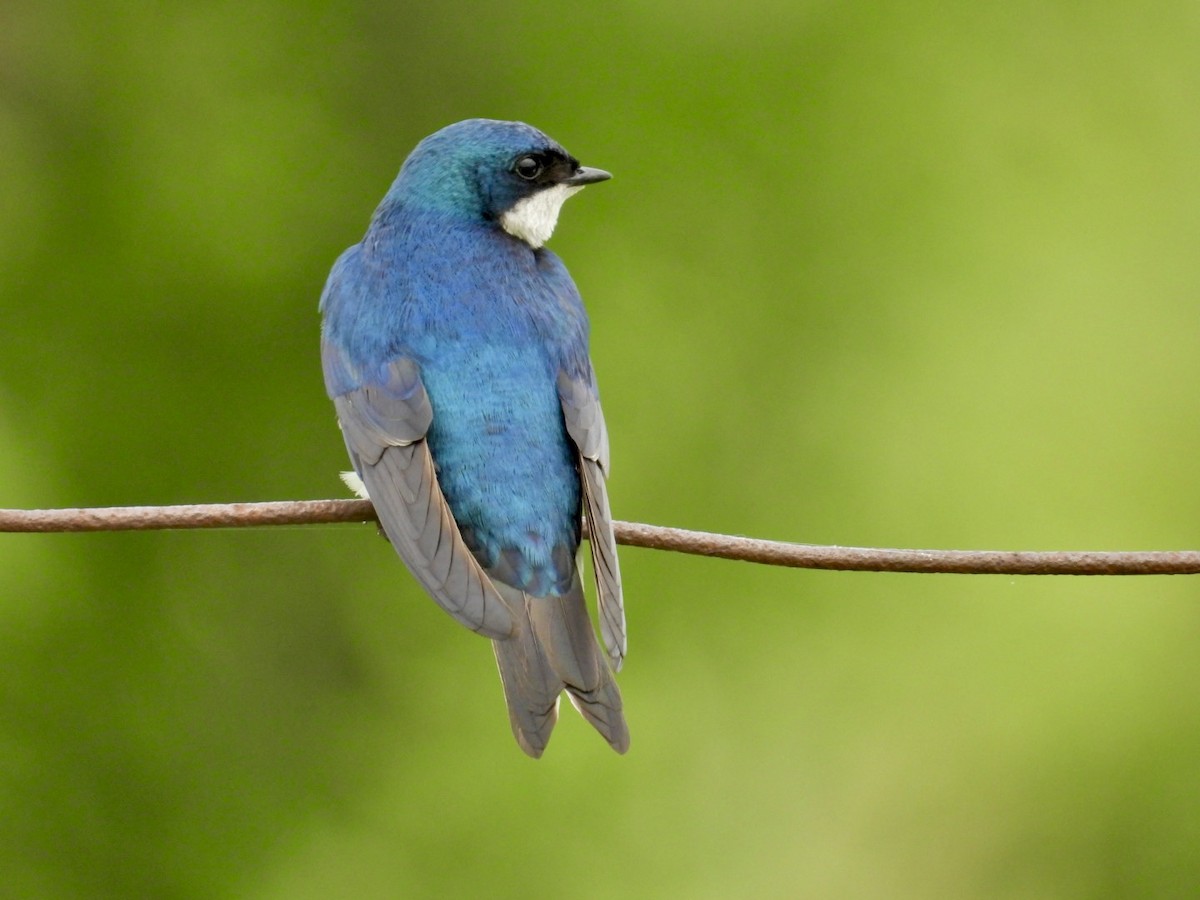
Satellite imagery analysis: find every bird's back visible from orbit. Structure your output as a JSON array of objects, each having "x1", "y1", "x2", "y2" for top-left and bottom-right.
[{"x1": 337, "y1": 212, "x2": 589, "y2": 596}]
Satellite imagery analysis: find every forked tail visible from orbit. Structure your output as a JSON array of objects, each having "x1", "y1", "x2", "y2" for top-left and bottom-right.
[{"x1": 490, "y1": 576, "x2": 629, "y2": 758}]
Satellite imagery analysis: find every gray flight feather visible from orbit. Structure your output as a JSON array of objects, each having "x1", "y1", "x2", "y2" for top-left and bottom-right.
[
  {"x1": 334, "y1": 359, "x2": 515, "y2": 640},
  {"x1": 579, "y1": 458, "x2": 625, "y2": 670},
  {"x1": 557, "y1": 371, "x2": 627, "y2": 670},
  {"x1": 491, "y1": 574, "x2": 629, "y2": 758}
]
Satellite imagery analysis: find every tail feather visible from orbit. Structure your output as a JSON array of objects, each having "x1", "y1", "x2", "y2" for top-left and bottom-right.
[{"x1": 491, "y1": 577, "x2": 629, "y2": 757}]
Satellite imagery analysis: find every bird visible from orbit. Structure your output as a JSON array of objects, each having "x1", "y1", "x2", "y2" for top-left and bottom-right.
[{"x1": 319, "y1": 119, "x2": 628, "y2": 757}]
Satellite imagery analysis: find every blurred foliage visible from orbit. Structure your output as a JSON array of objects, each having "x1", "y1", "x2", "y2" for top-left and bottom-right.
[{"x1": 3, "y1": 1, "x2": 1200, "y2": 896}]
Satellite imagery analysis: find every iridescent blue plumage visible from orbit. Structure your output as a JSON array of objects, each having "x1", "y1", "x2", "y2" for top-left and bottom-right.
[{"x1": 320, "y1": 119, "x2": 628, "y2": 756}]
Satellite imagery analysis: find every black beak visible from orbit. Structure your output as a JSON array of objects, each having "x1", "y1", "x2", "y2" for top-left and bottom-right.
[{"x1": 564, "y1": 166, "x2": 612, "y2": 186}]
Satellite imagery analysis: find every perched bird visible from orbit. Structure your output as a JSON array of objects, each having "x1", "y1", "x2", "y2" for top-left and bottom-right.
[{"x1": 319, "y1": 119, "x2": 628, "y2": 756}]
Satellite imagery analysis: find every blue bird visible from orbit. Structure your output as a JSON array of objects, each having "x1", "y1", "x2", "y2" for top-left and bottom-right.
[{"x1": 319, "y1": 119, "x2": 628, "y2": 756}]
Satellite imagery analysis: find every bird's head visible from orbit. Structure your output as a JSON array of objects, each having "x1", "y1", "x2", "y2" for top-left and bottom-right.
[{"x1": 383, "y1": 119, "x2": 610, "y2": 248}]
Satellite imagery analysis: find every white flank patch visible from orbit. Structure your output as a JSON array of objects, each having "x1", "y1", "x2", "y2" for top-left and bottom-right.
[
  {"x1": 340, "y1": 470, "x2": 371, "y2": 499},
  {"x1": 500, "y1": 183, "x2": 584, "y2": 248}
]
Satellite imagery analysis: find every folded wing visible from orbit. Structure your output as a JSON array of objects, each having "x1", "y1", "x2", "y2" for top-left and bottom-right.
[
  {"x1": 557, "y1": 369, "x2": 626, "y2": 670},
  {"x1": 331, "y1": 353, "x2": 514, "y2": 640}
]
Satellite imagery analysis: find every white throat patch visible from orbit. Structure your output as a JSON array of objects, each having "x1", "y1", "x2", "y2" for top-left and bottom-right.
[{"x1": 500, "y1": 183, "x2": 584, "y2": 248}]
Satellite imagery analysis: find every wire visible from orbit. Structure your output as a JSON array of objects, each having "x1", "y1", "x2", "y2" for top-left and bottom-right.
[{"x1": 1, "y1": 500, "x2": 1196, "y2": 575}]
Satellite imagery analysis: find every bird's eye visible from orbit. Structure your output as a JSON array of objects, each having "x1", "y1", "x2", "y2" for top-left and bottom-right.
[{"x1": 514, "y1": 156, "x2": 543, "y2": 180}]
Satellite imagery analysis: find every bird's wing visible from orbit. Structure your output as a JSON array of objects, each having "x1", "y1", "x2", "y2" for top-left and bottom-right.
[
  {"x1": 330, "y1": 351, "x2": 514, "y2": 640},
  {"x1": 557, "y1": 370, "x2": 626, "y2": 670}
]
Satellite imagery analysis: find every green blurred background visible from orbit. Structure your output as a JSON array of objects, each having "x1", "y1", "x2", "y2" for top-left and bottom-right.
[{"x1": 3, "y1": 1, "x2": 1200, "y2": 896}]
